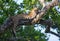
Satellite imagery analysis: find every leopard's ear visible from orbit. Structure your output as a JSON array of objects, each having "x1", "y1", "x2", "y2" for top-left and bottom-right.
[
  {"x1": 31, "y1": 8, "x2": 38, "y2": 11},
  {"x1": 32, "y1": 8, "x2": 38, "y2": 13}
]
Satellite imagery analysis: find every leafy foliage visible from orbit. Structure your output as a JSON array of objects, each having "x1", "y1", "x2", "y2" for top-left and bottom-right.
[{"x1": 0, "y1": 0, "x2": 60, "y2": 41}]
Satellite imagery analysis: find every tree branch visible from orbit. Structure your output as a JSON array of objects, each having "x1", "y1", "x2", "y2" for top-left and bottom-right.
[
  {"x1": 50, "y1": 31, "x2": 60, "y2": 37},
  {"x1": 32, "y1": 0, "x2": 59, "y2": 24}
]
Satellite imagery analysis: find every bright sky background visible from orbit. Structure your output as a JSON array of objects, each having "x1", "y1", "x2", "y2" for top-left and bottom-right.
[{"x1": 14, "y1": 0, "x2": 60, "y2": 41}]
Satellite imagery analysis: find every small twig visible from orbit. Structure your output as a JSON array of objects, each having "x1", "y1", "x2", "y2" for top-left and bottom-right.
[{"x1": 50, "y1": 31, "x2": 60, "y2": 37}]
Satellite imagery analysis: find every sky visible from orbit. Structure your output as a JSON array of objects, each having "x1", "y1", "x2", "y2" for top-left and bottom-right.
[
  {"x1": 14, "y1": 0, "x2": 60, "y2": 41},
  {"x1": 14, "y1": 0, "x2": 23, "y2": 4},
  {"x1": 55, "y1": 6, "x2": 60, "y2": 13}
]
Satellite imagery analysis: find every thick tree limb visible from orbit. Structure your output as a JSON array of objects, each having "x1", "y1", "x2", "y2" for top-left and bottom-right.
[{"x1": 31, "y1": 0, "x2": 60, "y2": 24}]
